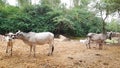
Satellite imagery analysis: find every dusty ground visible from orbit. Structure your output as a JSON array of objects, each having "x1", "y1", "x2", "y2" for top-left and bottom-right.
[{"x1": 0, "y1": 39, "x2": 120, "y2": 68}]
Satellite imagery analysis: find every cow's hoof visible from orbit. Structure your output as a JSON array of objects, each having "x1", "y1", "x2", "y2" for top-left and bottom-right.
[
  {"x1": 47, "y1": 54, "x2": 50, "y2": 56},
  {"x1": 89, "y1": 47, "x2": 91, "y2": 49},
  {"x1": 47, "y1": 53, "x2": 52, "y2": 56}
]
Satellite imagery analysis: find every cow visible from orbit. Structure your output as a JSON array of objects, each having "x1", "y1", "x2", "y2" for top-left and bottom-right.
[{"x1": 15, "y1": 30, "x2": 54, "y2": 57}]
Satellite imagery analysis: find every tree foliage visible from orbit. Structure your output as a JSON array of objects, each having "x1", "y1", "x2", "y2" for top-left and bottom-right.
[
  {"x1": 0, "y1": 0, "x2": 119, "y2": 37},
  {"x1": 106, "y1": 19, "x2": 120, "y2": 32},
  {"x1": 102, "y1": 0, "x2": 120, "y2": 16}
]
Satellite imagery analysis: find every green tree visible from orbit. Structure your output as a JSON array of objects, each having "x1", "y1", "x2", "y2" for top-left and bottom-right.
[
  {"x1": 0, "y1": 0, "x2": 111, "y2": 37},
  {"x1": 41, "y1": 0, "x2": 60, "y2": 8},
  {"x1": 17, "y1": 0, "x2": 32, "y2": 7},
  {"x1": 0, "y1": 0, "x2": 5, "y2": 6},
  {"x1": 102, "y1": 0, "x2": 120, "y2": 16},
  {"x1": 73, "y1": 0, "x2": 90, "y2": 8},
  {"x1": 93, "y1": 0, "x2": 111, "y2": 34},
  {"x1": 106, "y1": 19, "x2": 120, "y2": 32}
]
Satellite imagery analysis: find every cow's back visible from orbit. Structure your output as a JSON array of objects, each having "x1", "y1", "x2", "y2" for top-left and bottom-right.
[
  {"x1": 91, "y1": 34, "x2": 105, "y2": 40},
  {"x1": 28, "y1": 32, "x2": 54, "y2": 45}
]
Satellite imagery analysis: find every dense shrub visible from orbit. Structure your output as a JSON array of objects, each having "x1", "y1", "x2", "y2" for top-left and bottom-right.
[{"x1": 0, "y1": 4, "x2": 119, "y2": 37}]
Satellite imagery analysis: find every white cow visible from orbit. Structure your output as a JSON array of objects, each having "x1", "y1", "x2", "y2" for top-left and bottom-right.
[
  {"x1": 15, "y1": 30, "x2": 54, "y2": 57},
  {"x1": 87, "y1": 32, "x2": 111, "y2": 49}
]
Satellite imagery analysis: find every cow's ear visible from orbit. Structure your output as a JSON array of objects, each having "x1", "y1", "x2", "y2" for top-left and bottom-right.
[
  {"x1": 18, "y1": 30, "x2": 21, "y2": 33},
  {"x1": 16, "y1": 30, "x2": 21, "y2": 35}
]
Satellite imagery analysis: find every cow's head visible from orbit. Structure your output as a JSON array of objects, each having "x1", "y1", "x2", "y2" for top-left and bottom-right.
[
  {"x1": 5, "y1": 32, "x2": 16, "y2": 39},
  {"x1": 107, "y1": 31, "x2": 113, "y2": 40},
  {"x1": 15, "y1": 30, "x2": 24, "y2": 39}
]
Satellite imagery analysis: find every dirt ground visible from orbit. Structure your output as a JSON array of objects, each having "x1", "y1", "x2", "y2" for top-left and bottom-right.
[{"x1": 0, "y1": 39, "x2": 120, "y2": 68}]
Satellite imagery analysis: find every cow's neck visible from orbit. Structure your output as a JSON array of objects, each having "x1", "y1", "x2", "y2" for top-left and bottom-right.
[{"x1": 21, "y1": 32, "x2": 30, "y2": 42}]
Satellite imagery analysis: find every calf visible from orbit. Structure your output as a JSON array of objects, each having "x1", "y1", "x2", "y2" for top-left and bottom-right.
[{"x1": 5, "y1": 32, "x2": 15, "y2": 56}]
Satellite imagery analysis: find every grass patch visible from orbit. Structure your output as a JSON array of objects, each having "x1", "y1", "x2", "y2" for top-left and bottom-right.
[{"x1": 105, "y1": 39, "x2": 118, "y2": 44}]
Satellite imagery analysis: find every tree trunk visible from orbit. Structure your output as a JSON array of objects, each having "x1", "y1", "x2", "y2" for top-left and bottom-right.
[
  {"x1": 102, "y1": 21, "x2": 106, "y2": 34},
  {"x1": 102, "y1": 14, "x2": 108, "y2": 34},
  {"x1": 118, "y1": 9, "x2": 120, "y2": 17}
]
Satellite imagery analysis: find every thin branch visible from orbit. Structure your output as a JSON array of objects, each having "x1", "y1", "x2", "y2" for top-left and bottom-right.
[{"x1": 118, "y1": 9, "x2": 120, "y2": 18}]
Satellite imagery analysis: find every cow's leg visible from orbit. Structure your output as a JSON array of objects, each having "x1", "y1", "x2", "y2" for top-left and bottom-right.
[
  {"x1": 6, "y1": 45, "x2": 9, "y2": 53},
  {"x1": 51, "y1": 44, "x2": 54, "y2": 55},
  {"x1": 99, "y1": 43, "x2": 103, "y2": 50},
  {"x1": 48, "y1": 44, "x2": 54, "y2": 56},
  {"x1": 33, "y1": 45, "x2": 36, "y2": 57},
  {"x1": 29, "y1": 45, "x2": 32, "y2": 57},
  {"x1": 10, "y1": 45, "x2": 13, "y2": 56},
  {"x1": 86, "y1": 44, "x2": 88, "y2": 49},
  {"x1": 88, "y1": 44, "x2": 91, "y2": 49},
  {"x1": 10, "y1": 41, "x2": 13, "y2": 56},
  {"x1": 88, "y1": 41, "x2": 91, "y2": 49}
]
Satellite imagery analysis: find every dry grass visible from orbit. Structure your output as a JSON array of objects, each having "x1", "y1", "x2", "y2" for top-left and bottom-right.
[{"x1": 0, "y1": 39, "x2": 120, "y2": 68}]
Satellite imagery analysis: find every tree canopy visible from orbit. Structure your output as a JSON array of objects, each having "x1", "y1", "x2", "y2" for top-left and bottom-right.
[{"x1": 0, "y1": 0, "x2": 119, "y2": 37}]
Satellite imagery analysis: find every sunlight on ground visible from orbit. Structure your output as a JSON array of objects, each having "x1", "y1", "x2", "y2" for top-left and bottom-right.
[{"x1": 0, "y1": 39, "x2": 120, "y2": 68}]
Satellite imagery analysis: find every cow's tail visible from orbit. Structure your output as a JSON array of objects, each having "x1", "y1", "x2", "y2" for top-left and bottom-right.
[{"x1": 51, "y1": 37, "x2": 54, "y2": 54}]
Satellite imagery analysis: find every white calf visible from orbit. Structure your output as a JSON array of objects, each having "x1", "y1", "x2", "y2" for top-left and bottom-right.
[{"x1": 5, "y1": 32, "x2": 15, "y2": 56}]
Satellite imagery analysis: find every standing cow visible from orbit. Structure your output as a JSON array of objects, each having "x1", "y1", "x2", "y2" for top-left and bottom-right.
[
  {"x1": 87, "y1": 32, "x2": 112, "y2": 49},
  {"x1": 15, "y1": 30, "x2": 54, "y2": 57}
]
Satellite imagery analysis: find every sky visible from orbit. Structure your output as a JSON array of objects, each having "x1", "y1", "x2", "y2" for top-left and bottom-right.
[
  {"x1": 7, "y1": 0, "x2": 71, "y2": 8},
  {"x1": 7, "y1": 0, "x2": 17, "y2": 6}
]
